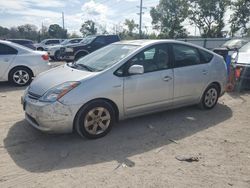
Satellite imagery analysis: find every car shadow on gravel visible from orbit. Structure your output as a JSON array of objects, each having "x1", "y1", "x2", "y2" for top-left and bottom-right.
[
  {"x1": 0, "y1": 82, "x2": 27, "y2": 92},
  {"x1": 4, "y1": 103, "x2": 232, "y2": 173}
]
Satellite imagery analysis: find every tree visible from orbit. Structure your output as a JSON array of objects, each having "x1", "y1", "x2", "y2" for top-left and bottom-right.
[
  {"x1": 230, "y1": 0, "x2": 250, "y2": 37},
  {"x1": 69, "y1": 32, "x2": 81, "y2": 38},
  {"x1": 188, "y1": 0, "x2": 229, "y2": 38},
  {"x1": 17, "y1": 24, "x2": 38, "y2": 40},
  {"x1": 124, "y1": 19, "x2": 138, "y2": 36},
  {"x1": 0, "y1": 26, "x2": 10, "y2": 39},
  {"x1": 150, "y1": 0, "x2": 188, "y2": 39},
  {"x1": 48, "y1": 24, "x2": 67, "y2": 38},
  {"x1": 80, "y1": 20, "x2": 97, "y2": 36}
]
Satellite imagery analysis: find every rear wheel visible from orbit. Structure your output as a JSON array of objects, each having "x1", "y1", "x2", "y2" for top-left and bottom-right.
[
  {"x1": 54, "y1": 50, "x2": 61, "y2": 61},
  {"x1": 75, "y1": 100, "x2": 115, "y2": 139},
  {"x1": 9, "y1": 67, "x2": 33, "y2": 86},
  {"x1": 199, "y1": 84, "x2": 219, "y2": 109}
]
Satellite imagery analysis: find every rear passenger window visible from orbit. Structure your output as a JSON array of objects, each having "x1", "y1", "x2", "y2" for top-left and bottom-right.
[
  {"x1": 0, "y1": 44, "x2": 18, "y2": 55},
  {"x1": 199, "y1": 49, "x2": 213, "y2": 63},
  {"x1": 94, "y1": 37, "x2": 106, "y2": 44},
  {"x1": 45, "y1": 40, "x2": 60, "y2": 45},
  {"x1": 173, "y1": 44, "x2": 201, "y2": 68},
  {"x1": 106, "y1": 36, "x2": 119, "y2": 43}
]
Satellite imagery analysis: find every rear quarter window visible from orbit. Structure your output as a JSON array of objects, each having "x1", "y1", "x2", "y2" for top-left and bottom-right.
[
  {"x1": 199, "y1": 49, "x2": 213, "y2": 63},
  {"x1": 0, "y1": 43, "x2": 18, "y2": 55}
]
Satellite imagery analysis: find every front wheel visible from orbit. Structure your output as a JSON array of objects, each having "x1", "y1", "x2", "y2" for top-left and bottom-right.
[
  {"x1": 75, "y1": 100, "x2": 115, "y2": 139},
  {"x1": 9, "y1": 67, "x2": 33, "y2": 86},
  {"x1": 199, "y1": 84, "x2": 219, "y2": 109}
]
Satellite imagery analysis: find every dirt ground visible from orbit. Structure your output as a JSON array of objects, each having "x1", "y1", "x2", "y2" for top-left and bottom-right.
[{"x1": 0, "y1": 81, "x2": 250, "y2": 188}]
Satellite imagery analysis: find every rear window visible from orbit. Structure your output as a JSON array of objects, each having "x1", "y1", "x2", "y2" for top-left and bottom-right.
[{"x1": 199, "y1": 49, "x2": 213, "y2": 63}]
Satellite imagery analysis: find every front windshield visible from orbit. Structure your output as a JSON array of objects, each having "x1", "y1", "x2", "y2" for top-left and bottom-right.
[
  {"x1": 75, "y1": 44, "x2": 139, "y2": 71},
  {"x1": 80, "y1": 36, "x2": 96, "y2": 44},
  {"x1": 239, "y1": 42, "x2": 250, "y2": 52}
]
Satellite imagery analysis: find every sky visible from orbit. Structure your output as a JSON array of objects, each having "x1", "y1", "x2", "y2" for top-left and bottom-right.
[{"x1": 0, "y1": 0, "x2": 232, "y2": 36}]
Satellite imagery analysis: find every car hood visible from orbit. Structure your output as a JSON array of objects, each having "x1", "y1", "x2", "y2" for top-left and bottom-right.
[
  {"x1": 235, "y1": 52, "x2": 250, "y2": 65},
  {"x1": 28, "y1": 64, "x2": 96, "y2": 96}
]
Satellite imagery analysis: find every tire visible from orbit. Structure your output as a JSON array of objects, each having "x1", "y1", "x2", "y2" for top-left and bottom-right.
[
  {"x1": 74, "y1": 52, "x2": 87, "y2": 62},
  {"x1": 75, "y1": 100, "x2": 115, "y2": 139},
  {"x1": 199, "y1": 84, "x2": 219, "y2": 109},
  {"x1": 9, "y1": 67, "x2": 33, "y2": 86},
  {"x1": 37, "y1": 47, "x2": 44, "y2": 51},
  {"x1": 54, "y1": 50, "x2": 61, "y2": 61}
]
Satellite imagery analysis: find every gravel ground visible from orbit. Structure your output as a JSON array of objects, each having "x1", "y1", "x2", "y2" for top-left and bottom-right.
[{"x1": 0, "y1": 78, "x2": 250, "y2": 188}]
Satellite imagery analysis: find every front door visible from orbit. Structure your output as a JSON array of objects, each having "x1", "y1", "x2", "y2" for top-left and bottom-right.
[{"x1": 123, "y1": 44, "x2": 174, "y2": 116}]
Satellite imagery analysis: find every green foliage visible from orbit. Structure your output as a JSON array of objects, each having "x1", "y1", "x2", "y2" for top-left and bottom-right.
[
  {"x1": 80, "y1": 20, "x2": 97, "y2": 36},
  {"x1": 230, "y1": 0, "x2": 250, "y2": 37},
  {"x1": 188, "y1": 0, "x2": 229, "y2": 38},
  {"x1": 150, "y1": 0, "x2": 189, "y2": 39},
  {"x1": 124, "y1": 19, "x2": 138, "y2": 36},
  {"x1": 48, "y1": 24, "x2": 67, "y2": 38},
  {"x1": 69, "y1": 32, "x2": 81, "y2": 38}
]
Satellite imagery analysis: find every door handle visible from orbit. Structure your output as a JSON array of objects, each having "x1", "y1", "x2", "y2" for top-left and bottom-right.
[
  {"x1": 202, "y1": 70, "x2": 208, "y2": 75},
  {"x1": 4, "y1": 58, "x2": 9, "y2": 62},
  {"x1": 163, "y1": 76, "x2": 172, "y2": 82}
]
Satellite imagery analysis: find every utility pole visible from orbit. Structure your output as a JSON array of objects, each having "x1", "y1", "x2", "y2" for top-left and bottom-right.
[
  {"x1": 62, "y1": 12, "x2": 65, "y2": 30},
  {"x1": 137, "y1": 0, "x2": 146, "y2": 39},
  {"x1": 139, "y1": 0, "x2": 143, "y2": 38}
]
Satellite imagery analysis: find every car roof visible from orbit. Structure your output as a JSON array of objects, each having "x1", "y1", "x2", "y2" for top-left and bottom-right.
[
  {"x1": 115, "y1": 39, "x2": 191, "y2": 46},
  {"x1": 7, "y1": 39, "x2": 33, "y2": 42}
]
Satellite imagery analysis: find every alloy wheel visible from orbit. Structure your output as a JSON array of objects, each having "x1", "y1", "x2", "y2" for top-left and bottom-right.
[
  {"x1": 13, "y1": 70, "x2": 30, "y2": 85},
  {"x1": 204, "y1": 88, "x2": 218, "y2": 108},
  {"x1": 84, "y1": 107, "x2": 111, "y2": 135}
]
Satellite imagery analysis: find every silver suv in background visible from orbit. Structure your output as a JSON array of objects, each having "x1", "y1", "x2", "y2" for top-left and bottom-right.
[
  {"x1": 45, "y1": 38, "x2": 83, "y2": 61},
  {"x1": 35, "y1": 39, "x2": 64, "y2": 51},
  {"x1": 22, "y1": 40, "x2": 227, "y2": 139}
]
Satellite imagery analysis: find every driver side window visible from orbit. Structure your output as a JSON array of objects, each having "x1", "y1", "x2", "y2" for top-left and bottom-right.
[{"x1": 128, "y1": 44, "x2": 170, "y2": 73}]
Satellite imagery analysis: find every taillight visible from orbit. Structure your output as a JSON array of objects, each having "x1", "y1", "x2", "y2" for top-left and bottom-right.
[
  {"x1": 235, "y1": 67, "x2": 242, "y2": 79},
  {"x1": 42, "y1": 54, "x2": 49, "y2": 61}
]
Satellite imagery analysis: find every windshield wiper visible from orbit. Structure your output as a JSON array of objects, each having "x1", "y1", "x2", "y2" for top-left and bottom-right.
[{"x1": 76, "y1": 64, "x2": 95, "y2": 72}]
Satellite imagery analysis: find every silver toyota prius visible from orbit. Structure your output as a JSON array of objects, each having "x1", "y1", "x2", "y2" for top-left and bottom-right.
[{"x1": 22, "y1": 40, "x2": 227, "y2": 139}]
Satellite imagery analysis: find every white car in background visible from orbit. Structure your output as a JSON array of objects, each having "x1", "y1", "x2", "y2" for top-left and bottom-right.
[
  {"x1": 35, "y1": 39, "x2": 64, "y2": 51},
  {"x1": 45, "y1": 38, "x2": 83, "y2": 61},
  {"x1": 0, "y1": 40, "x2": 50, "y2": 86}
]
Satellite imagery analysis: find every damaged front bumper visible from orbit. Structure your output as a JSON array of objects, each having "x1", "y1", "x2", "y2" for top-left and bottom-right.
[{"x1": 22, "y1": 95, "x2": 75, "y2": 133}]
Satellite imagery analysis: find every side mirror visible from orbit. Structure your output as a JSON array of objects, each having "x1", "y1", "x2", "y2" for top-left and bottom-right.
[{"x1": 128, "y1": 65, "x2": 144, "y2": 75}]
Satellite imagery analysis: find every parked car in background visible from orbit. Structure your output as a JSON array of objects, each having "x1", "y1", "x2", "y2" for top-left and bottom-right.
[
  {"x1": 213, "y1": 38, "x2": 249, "y2": 60},
  {"x1": 60, "y1": 35, "x2": 120, "y2": 62},
  {"x1": 232, "y1": 42, "x2": 250, "y2": 89},
  {"x1": 0, "y1": 40, "x2": 50, "y2": 86},
  {"x1": 22, "y1": 40, "x2": 227, "y2": 139},
  {"x1": 7, "y1": 39, "x2": 36, "y2": 50},
  {"x1": 45, "y1": 38, "x2": 83, "y2": 61},
  {"x1": 35, "y1": 39, "x2": 64, "y2": 51}
]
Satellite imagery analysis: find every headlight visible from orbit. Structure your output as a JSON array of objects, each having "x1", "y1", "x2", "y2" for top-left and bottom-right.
[
  {"x1": 65, "y1": 48, "x2": 74, "y2": 52},
  {"x1": 39, "y1": 81, "x2": 80, "y2": 102}
]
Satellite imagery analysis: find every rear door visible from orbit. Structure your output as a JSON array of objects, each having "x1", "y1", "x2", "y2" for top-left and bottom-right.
[
  {"x1": 0, "y1": 43, "x2": 18, "y2": 80},
  {"x1": 171, "y1": 43, "x2": 210, "y2": 105}
]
